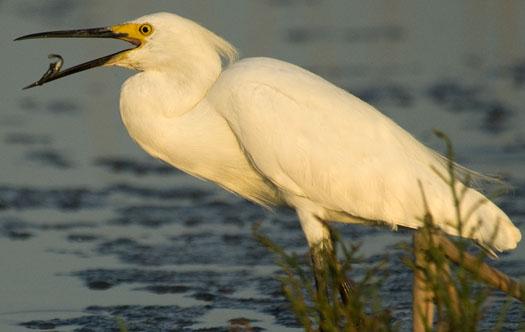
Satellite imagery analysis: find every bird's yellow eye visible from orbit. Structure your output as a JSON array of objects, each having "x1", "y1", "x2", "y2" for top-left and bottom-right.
[{"x1": 139, "y1": 24, "x2": 153, "y2": 36}]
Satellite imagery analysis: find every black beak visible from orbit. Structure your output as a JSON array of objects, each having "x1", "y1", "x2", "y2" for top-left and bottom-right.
[
  {"x1": 15, "y1": 27, "x2": 136, "y2": 89},
  {"x1": 14, "y1": 27, "x2": 126, "y2": 41}
]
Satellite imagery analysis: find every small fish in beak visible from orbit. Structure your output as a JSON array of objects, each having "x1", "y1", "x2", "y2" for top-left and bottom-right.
[
  {"x1": 15, "y1": 24, "x2": 145, "y2": 89},
  {"x1": 24, "y1": 54, "x2": 64, "y2": 90}
]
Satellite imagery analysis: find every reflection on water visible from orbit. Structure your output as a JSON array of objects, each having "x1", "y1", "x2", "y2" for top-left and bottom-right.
[{"x1": 1, "y1": 0, "x2": 525, "y2": 330}]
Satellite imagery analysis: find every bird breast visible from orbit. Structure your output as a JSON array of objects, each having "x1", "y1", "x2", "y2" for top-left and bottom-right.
[{"x1": 118, "y1": 71, "x2": 282, "y2": 206}]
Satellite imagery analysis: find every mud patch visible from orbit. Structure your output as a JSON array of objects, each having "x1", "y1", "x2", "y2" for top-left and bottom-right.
[
  {"x1": 20, "y1": 305, "x2": 209, "y2": 332},
  {"x1": 69, "y1": 267, "x2": 298, "y2": 329},
  {"x1": 137, "y1": 284, "x2": 191, "y2": 294}
]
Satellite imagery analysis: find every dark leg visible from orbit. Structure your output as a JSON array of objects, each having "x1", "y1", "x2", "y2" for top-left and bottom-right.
[
  {"x1": 310, "y1": 240, "x2": 337, "y2": 332},
  {"x1": 298, "y1": 210, "x2": 358, "y2": 329},
  {"x1": 310, "y1": 242, "x2": 329, "y2": 297},
  {"x1": 311, "y1": 231, "x2": 355, "y2": 303}
]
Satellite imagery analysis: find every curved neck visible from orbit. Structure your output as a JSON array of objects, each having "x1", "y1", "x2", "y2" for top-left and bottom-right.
[
  {"x1": 159, "y1": 56, "x2": 223, "y2": 117},
  {"x1": 122, "y1": 51, "x2": 223, "y2": 118}
]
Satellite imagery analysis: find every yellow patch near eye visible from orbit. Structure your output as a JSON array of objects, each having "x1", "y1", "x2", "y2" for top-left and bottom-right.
[
  {"x1": 110, "y1": 23, "x2": 151, "y2": 46},
  {"x1": 104, "y1": 23, "x2": 152, "y2": 66}
]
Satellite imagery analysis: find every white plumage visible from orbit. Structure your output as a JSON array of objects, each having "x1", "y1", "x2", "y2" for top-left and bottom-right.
[
  {"x1": 209, "y1": 57, "x2": 520, "y2": 252},
  {"x1": 23, "y1": 12, "x2": 521, "y2": 253},
  {"x1": 114, "y1": 12, "x2": 521, "y2": 253}
]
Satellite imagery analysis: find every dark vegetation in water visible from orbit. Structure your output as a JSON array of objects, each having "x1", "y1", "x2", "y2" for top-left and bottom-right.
[
  {"x1": 501, "y1": 59, "x2": 525, "y2": 88},
  {"x1": 26, "y1": 148, "x2": 73, "y2": 169},
  {"x1": 66, "y1": 268, "x2": 298, "y2": 329},
  {"x1": 427, "y1": 81, "x2": 513, "y2": 134},
  {"x1": 0, "y1": 184, "x2": 210, "y2": 211},
  {"x1": 427, "y1": 81, "x2": 484, "y2": 112},
  {"x1": 4, "y1": 133, "x2": 52, "y2": 145},
  {"x1": 355, "y1": 84, "x2": 413, "y2": 107},
  {"x1": 95, "y1": 157, "x2": 178, "y2": 176},
  {"x1": 20, "y1": 305, "x2": 210, "y2": 332}
]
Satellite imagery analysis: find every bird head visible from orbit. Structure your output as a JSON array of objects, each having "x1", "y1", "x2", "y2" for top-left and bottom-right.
[{"x1": 16, "y1": 12, "x2": 237, "y2": 88}]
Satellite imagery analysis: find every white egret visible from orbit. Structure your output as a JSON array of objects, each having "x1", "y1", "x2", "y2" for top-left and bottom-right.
[{"x1": 17, "y1": 12, "x2": 520, "y2": 267}]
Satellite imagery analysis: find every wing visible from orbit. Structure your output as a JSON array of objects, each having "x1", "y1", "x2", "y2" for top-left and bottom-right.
[{"x1": 212, "y1": 58, "x2": 520, "y2": 252}]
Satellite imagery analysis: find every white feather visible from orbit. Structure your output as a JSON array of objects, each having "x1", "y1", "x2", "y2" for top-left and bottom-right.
[{"x1": 116, "y1": 12, "x2": 520, "y2": 253}]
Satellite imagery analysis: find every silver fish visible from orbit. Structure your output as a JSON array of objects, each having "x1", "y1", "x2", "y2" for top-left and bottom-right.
[{"x1": 23, "y1": 54, "x2": 64, "y2": 89}]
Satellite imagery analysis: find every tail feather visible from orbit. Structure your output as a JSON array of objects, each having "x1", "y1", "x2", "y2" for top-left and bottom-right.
[
  {"x1": 425, "y1": 150, "x2": 520, "y2": 254},
  {"x1": 431, "y1": 151, "x2": 509, "y2": 189},
  {"x1": 454, "y1": 189, "x2": 521, "y2": 254},
  {"x1": 474, "y1": 200, "x2": 521, "y2": 253}
]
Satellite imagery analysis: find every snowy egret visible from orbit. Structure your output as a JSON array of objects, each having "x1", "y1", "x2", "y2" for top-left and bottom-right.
[{"x1": 16, "y1": 12, "x2": 520, "y2": 261}]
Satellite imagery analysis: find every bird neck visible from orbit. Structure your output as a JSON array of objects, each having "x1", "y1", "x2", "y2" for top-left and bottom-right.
[
  {"x1": 121, "y1": 51, "x2": 223, "y2": 118},
  {"x1": 156, "y1": 55, "x2": 223, "y2": 117},
  {"x1": 119, "y1": 54, "x2": 223, "y2": 154}
]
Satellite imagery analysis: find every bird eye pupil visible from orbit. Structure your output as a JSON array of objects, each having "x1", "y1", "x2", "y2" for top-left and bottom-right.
[{"x1": 140, "y1": 25, "x2": 151, "y2": 34}]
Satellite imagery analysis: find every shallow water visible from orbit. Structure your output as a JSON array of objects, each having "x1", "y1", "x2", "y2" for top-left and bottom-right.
[{"x1": 1, "y1": 0, "x2": 525, "y2": 331}]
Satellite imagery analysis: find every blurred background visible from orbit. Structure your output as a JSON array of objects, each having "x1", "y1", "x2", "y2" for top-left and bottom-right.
[{"x1": 1, "y1": 1, "x2": 524, "y2": 331}]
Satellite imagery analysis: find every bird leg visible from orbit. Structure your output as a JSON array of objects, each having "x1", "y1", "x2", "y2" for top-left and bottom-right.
[
  {"x1": 328, "y1": 229, "x2": 356, "y2": 303},
  {"x1": 309, "y1": 241, "x2": 330, "y2": 302},
  {"x1": 310, "y1": 238, "x2": 354, "y2": 331},
  {"x1": 298, "y1": 210, "x2": 355, "y2": 304},
  {"x1": 309, "y1": 236, "x2": 355, "y2": 302},
  {"x1": 306, "y1": 219, "x2": 356, "y2": 301},
  {"x1": 309, "y1": 241, "x2": 332, "y2": 332},
  {"x1": 298, "y1": 210, "x2": 365, "y2": 329},
  {"x1": 311, "y1": 230, "x2": 377, "y2": 332}
]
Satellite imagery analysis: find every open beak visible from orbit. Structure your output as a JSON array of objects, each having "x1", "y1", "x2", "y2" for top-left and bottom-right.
[{"x1": 15, "y1": 25, "x2": 142, "y2": 89}]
